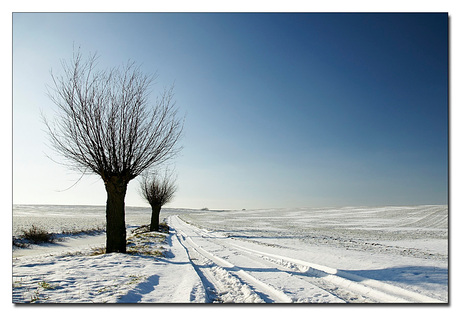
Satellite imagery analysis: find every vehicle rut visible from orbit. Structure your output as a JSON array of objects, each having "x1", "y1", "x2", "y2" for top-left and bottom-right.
[
  {"x1": 169, "y1": 215, "x2": 443, "y2": 303},
  {"x1": 172, "y1": 217, "x2": 292, "y2": 303}
]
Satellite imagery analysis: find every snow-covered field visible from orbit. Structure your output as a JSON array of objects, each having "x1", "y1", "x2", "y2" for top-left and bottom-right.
[{"x1": 12, "y1": 205, "x2": 448, "y2": 303}]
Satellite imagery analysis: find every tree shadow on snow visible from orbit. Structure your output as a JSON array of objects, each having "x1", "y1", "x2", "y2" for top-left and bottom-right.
[{"x1": 117, "y1": 274, "x2": 160, "y2": 303}]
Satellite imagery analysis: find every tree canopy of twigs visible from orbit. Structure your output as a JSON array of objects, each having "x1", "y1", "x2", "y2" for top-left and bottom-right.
[
  {"x1": 140, "y1": 170, "x2": 177, "y2": 207},
  {"x1": 43, "y1": 50, "x2": 183, "y2": 184}
]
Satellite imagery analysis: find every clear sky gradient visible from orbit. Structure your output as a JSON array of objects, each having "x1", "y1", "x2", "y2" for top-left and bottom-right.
[{"x1": 13, "y1": 13, "x2": 448, "y2": 209}]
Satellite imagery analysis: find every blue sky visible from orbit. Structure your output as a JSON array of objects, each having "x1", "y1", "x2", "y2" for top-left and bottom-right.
[{"x1": 13, "y1": 13, "x2": 448, "y2": 209}]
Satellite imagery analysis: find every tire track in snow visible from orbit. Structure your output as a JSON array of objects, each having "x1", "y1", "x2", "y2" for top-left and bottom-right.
[
  {"x1": 196, "y1": 229, "x2": 374, "y2": 303},
  {"x1": 172, "y1": 215, "x2": 444, "y2": 303},
  {"x1": 170, "y1": 216, "x2": 292, "y2": 303},
  {"x1": 184, "y1": 243, "x2": 265, "y2": 303},
  {"x1": 172, "y1": 216, "x2": 356, "y2": 303},
  {"x1": 173, "y1": 226, "x2": 263, "y2": 303},
  {"x1": 212, "y1": 234, "x2": 444, "y2": 303}
]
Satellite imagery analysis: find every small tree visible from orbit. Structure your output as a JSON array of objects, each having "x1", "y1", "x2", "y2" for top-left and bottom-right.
[
  {"x1": 140, "y1": 170, "x2": 177, "y2": 231},
  {"x1": 44, "y1": 49, "x2": 183, "y2": 253}
]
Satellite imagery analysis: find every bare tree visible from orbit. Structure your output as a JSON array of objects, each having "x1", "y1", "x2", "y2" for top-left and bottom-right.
[
  {"x1": 43, "y1": 49, "x2": 183, "y2": 253},
  {"x1": 140, "y1": 170, "x2": 177, "y2": 231}
]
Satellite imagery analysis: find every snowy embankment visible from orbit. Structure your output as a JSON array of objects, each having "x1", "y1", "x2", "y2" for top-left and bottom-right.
[{"x1": 12, "y1": 205, "x2": 448, "y2": 303}]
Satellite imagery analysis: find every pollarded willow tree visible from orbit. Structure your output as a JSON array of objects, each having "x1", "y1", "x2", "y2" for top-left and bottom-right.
[
  {"x1": 139, "y1": 170, "x2": 177, "y2": 232},
  {"x1": 44, "y1": 49, "x2": 183, "y2": 253}
]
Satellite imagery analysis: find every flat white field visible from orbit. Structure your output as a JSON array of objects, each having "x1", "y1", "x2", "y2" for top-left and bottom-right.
[{"x1": 12, "y1": 205, "x2": 448, "y2": 303}]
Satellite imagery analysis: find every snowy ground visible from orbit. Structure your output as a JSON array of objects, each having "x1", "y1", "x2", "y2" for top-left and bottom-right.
[{"x1": 12, "y1": 205, "x2": 448, "y2": 304}]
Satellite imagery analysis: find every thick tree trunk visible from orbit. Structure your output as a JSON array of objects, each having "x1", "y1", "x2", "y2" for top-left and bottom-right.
[
  {"x1": 150, "y1": 204, "x2": 161, "y2": 232},
  {"x1": 105, "y1": 176, "x2": 128, "y2": 253}
]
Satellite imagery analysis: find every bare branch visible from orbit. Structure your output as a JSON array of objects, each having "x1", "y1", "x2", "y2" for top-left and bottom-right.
[{"x1": 43, "y1": 49, "x2": 184, "y2": 184}]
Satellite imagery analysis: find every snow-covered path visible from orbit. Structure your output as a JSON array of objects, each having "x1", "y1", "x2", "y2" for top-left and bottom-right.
[{"x1": 168, "y1": 215, "x2": 444, "y2": 303}]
